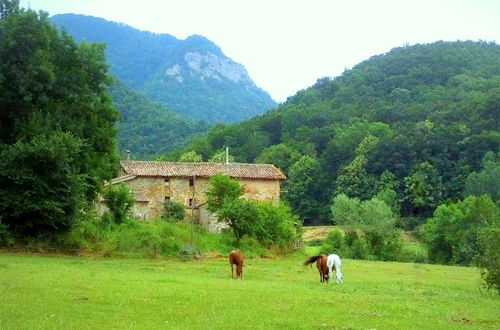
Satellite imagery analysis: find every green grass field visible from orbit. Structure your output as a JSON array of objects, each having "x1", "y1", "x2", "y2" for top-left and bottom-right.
[{"x1": 0, "y1": 253, "x2": 498, "y2": 329}]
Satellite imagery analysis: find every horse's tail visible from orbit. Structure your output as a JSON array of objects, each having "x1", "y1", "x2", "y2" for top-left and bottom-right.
[
  {"x1": 333, "y1": 255, "x2": 343, "y2": 283},
  {"x1": 304, "y1": 255, "x2": 321, "y2": 266}
]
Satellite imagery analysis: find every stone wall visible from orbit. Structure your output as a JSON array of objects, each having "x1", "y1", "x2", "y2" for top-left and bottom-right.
[{"x1": 117, "y1": 176, "x2": 282, "y2": 222}]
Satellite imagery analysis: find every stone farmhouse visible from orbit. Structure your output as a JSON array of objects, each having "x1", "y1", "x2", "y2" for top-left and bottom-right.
[{"x1": 100, "y1": 160, "x2": 286, "y2": 229}]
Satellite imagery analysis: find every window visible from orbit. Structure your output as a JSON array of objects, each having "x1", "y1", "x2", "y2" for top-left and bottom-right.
[
  {"x1": 189, "y1": 178, "x2": 194, "y2": 187},
  {"x1": 164, "y1": 196, "x2": 170, "y2": 202},
  {"x1": 188, "y1": 198, "x2": 193, "y2": 207},
  {"x1": 164, "y1": 178, "x2": 170, "y2": 186}
]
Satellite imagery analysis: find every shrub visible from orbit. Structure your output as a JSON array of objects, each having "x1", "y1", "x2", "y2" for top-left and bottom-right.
[
  {"x1": 102, "y1": 184, "x2": 135, "y2": 224},
  {"x1": 162, "y1": 200, "x2": 186, "y2": 221},
  {"x1": 253, "y1": 202, "x2": 300, "y2": 249},
  {"x1": 348, "y1": 238, "x2": 370, "y2": 260},
  {"x1": 478, "y1": 227, "x2": 500, "y2": 293},
  {"x1": 320, "y1": 229, "x2": 344, "y2": 254}
]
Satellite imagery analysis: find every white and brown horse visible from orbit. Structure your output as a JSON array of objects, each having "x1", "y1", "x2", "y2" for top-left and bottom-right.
[{"x1": 304, "y1": 254, "x2": 343, "y2": 284}]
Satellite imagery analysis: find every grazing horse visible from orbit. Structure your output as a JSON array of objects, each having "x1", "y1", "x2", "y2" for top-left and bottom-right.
[
  {"x1": 304, "y1": 254, "x2": 329, "y2": 282},
  {"x1": 326, "y1": 254, "x2": 343, "y2": 284},
  {"x1": 229, "y1": 250, "x2": 244, "y2": 279}
]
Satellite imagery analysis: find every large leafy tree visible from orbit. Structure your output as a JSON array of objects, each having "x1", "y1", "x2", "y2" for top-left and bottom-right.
[
  {"x1": 283, "y1": 155, "x2": 326, "y2": 225},
  {"x1": 0, "y1": 2, "x2": 119, "y2": 235}
]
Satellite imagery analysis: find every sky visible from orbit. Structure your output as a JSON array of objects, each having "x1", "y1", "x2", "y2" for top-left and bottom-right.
[{"x1": 20, "y1": 0, "x2": 500, "y2": 102}]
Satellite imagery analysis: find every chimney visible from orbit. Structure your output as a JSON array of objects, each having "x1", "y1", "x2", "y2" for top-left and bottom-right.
[
  {"x1": 125, "y1": 150, "x2": 131, "y2": 161},
  {"x1": 225, "y1": 147, "x2": 229, "y2": 164}
]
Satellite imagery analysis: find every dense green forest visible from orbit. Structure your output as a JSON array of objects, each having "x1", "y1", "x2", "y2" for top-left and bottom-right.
[
  {"x1": 170, "y1": 41, "x2": 500, "y2": 225},
  {"x1": 109, "y1": 79, "x2": 209, "y2": 158},
  {"x1": 51, "y1": 14, "x2": 277, "y2": 123},
  {"x1": 0, "y1": 2, "x2": 119, "y2": 235}
]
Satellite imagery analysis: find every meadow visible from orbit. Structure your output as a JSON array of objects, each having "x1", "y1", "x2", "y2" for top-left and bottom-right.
[{"x1": 0, "y1": 252, "x2": 499, "y2": 329}]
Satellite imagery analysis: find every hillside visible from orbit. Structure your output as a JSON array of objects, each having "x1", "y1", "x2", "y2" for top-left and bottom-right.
[
  {"x1": 109, "y1": 79, "x2": 209, "y2": 158},
  {"x1": 51, "y1": 14, "x2": 277, "y2": 123},
  {"x1": 177, "y1": 41, "x2": 500, "y2": 224}
]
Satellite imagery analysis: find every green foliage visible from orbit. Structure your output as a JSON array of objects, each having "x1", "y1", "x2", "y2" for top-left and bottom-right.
[
  {"x1": 178, "y1": 150, "x2": 203, "y2": 162},
  {"x1": 321, "y1": 228, "x2": 408, "y2": 262},
  {"x1": 217, "y1": 198, "x2": 259, "y2": 241},
  {"x1": 320, "y1": 229, "x2": 344, "y2": 254},
  {"x1": 205, "y1": 174, "x2": 244, "y2": 213},
  {"x1": 255, "y1": 143, "x2": 301, "y2": 175},
  {"x1": 109, "y1": 80, "x2": 209, "y2": 159},
  {"x1": 331, "y1": 194, "x2": 396, "y2": 227},
  {"x1": 0, "y1": 5, "x2": 119, "y2": 236},
  {"x1": 253, "y1": 202, "x2": 301, "y2": 248},
  {"x1": 0, "y1": 133, "x2": 87, "y2": 236},
  {"x1": 102, "y1": 184, "x2": 135, "y2": 224},
  {"x1": 464, "y1": 152, "x2": 500, "y2": 201},
  {"x1": 403, "y1": 162, "x2": 444, "y2": 218},
  {"x1": 422, "y1": 195, "x2": 499, "y2": 265},
  {"x1": 0, "y1": 220, "x2": 13, "y2": 246},
  {"x1": 170, "y1": 41, "x2": 500, "y2": 224},
  {"x1": 283, "y1": 155, "x2": 326, "y2": 225},
  {"x1": 208, "y1": 149, "x2": 235, "y2": 163},
  {"x1": 161, "y1": 200, "x2": 186, "y2": 222},
  {"x1": 478, "y1": 227, "x2": 500, "y2": 293},
  {"x1": 331, "y1": 194, "x2": 361, "y2": 225}
]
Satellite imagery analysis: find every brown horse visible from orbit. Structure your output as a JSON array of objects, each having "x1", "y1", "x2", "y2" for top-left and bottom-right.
[
  {"x1": 304, "y1": 254, "x2": 329, "y2": 283},
  {"x1": 229, "y1": 250, "x2": 244, "y2": 279}
]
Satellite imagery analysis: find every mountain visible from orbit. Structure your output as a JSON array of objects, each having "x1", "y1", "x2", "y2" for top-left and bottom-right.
[
  {"x1": 175, "y1": 41, "x2": 500, "y2": 224},
  {"x1": 110, "y1": 79, "x2": 209, "y2": 159},
  {"x1": 51, "y1": 14, "x2": 277, "y2": 123}
]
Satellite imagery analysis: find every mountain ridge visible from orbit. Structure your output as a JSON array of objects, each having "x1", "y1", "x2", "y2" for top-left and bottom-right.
[{"x1": 51, "y1": 14, "x2": 277, "y2": 123}]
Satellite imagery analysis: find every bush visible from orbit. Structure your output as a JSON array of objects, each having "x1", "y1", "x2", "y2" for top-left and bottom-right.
[
  {"x1": 102, "y1": 184, "x2": 135, "y2": 224},
  {"x1": 348, "y1": 238, "x2": 370, "y2": 260},
  {"x1": 320, "y1": 229, "x2": 344, "y2": 254},
  {"x1": 253, "y1": 202, "x2": 301, "y2": 249},
  {"x1": 478, "y1": 227, "x2": 500, "y2": 293},
  {"x1": 162, "y1": 200, "x2": 186, "y2": 221}
]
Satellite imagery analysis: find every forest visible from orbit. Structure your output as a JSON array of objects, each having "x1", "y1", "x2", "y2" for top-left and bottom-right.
[{"x1": 169, "y1": 41, "x2": 499, "y2": 226}]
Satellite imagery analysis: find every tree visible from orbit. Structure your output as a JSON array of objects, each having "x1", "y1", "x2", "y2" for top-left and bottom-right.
[
  {"x1": 0, "y1": 4, "x2": 119, "y2": 235},
  {"x1": 208, "y1": 149, "x2": 235, "y2": 163},
  {"x1": 422, "y1": 195, "x2": 499, "y2": 265},
  {"x1": 334, "y1": 135, "x2": 379, "y2": 200},
  {"x1": 102, "y1": 184, "x2": 135, "y2": 224},
  {"x1": 0, "y1": 133, "x2": 86, "y2": 235},
  {"x1": 403, "y1": 162, "x2": 444, "y2": 217},
  {"x1": 179, "y1": 151, "x2": 203, "y2": 163},
  {"x1": 255, "y1": 143, "x2": 301, "y2": 175},
  {"x1": 205, "y1": 174, "x2": 244, "y2": 213},
  {"x1": 0, "y1": 0, "x2": 18, "y2": 18},
  {"x1": 464, "y1": 152, "x2": 500, "y2": 201},
  {"x1": 217, "y1": 198, "x2": 258, "y2": 241},
  {"x1": 283, "y1": 155, "x2": 324, "y2": 225},
  {"x1": 331, "y1": 193, "x2": 396, "y2": 228}
]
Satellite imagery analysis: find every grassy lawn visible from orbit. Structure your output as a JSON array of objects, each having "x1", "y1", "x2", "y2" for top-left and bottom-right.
[{"x1": 0, "y1": 253, "x2": 499, "y2": 329}]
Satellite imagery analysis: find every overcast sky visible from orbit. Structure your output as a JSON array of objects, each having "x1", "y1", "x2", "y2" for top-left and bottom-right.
[{"x1": 20, "y1": 0, "x2": 500, "y2": 102}]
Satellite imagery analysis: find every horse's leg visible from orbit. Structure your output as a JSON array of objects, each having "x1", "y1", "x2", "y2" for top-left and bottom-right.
[{"x1": 231, "y1": 263, "x2": 234, "y2": 279}]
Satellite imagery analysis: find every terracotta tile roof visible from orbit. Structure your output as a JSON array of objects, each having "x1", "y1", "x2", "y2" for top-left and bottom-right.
[
  {"x1": 120, "y1": 160, "x2": 286, "y2": 180},
  {"x1": 109, "y1": 174, "x2": 136, "y2": 185}
]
